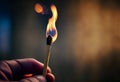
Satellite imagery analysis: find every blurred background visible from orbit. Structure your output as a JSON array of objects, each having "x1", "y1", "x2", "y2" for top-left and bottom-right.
[{"x1": 0, "y1": 0, "x2": 120, "y2": 82}]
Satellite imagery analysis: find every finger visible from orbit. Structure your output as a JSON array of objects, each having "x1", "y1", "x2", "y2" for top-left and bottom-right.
[
  {"x1": 15, "y1": 58, "x2": 51, "y2": 73},
  {"x1": 20, "y1": 76, "x2": 46, "y2": 82},
  {"x1": 0, "y1": 58, "x2": 51, "y2": 80},
  {"x1": 0, "y1": 61, "x2": 13, "y2": 80},
  {"x1": 46, "y1": 73, "x2": 55, "y2": 82}
]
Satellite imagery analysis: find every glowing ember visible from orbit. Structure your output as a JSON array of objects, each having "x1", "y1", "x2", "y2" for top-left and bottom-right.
[
  {"x1": 34, "y1": 3, "x2": 44, "y2": 14},
  {"x1": 24, "y1": 74, "x2": 33, "y2": 78}
]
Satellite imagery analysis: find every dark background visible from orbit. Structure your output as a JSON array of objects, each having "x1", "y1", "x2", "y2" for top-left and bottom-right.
[{"x1": 0, "y1": 0, "x2": 120, "y2": 82}]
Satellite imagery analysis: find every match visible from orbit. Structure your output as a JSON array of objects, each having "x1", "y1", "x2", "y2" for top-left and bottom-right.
[{"x1": 43, "y1": 35, "x2": 52, "y2": 77}]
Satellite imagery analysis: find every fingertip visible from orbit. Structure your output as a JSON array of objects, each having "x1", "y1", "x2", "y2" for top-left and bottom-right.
[
  {"x1": 46, "y1": 67, "x2": 52, "y2": 73},
  {"x1": 46, "y1": 73, "x2": 55, "y2": 82}
]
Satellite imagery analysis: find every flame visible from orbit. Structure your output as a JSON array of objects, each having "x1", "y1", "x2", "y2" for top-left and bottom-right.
[
  {"x1": 34, "y1": 3, "x2": 44, "y2": 14},
  {"x1": 46, "y1": 4, "x2": 58, "y2": 43}
]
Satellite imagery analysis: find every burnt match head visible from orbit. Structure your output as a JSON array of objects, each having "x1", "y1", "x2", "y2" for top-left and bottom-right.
[{"x1": 47, "y1": 35, "x2": 52, "y2": 45}]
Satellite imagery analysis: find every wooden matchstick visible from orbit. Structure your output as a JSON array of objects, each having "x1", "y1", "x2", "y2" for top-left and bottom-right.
[{"x1": 43, "y1": 35, "x2": 52, "y2": 77}]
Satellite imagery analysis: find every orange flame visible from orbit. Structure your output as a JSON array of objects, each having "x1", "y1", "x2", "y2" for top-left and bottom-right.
[
  {"x1": 46, "y1": 4, "x2": 58, "y2": 43},
  {"x1": 34, "y1": 3, "x2": 44, "y2": 14}
]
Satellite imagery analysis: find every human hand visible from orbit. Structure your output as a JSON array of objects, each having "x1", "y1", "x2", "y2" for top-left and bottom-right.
[{"x1": 0, "y1": 58, "x2": 55, "y2": 82}]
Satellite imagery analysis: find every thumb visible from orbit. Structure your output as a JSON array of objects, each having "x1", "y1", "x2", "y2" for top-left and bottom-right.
[{"x1": 19, "y1": 76, "x2": 46, "y2": 82}]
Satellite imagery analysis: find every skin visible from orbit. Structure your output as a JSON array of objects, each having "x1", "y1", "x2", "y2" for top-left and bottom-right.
[{"x1": 0, "y1": 58, "x2": 55, "y2": 82}]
